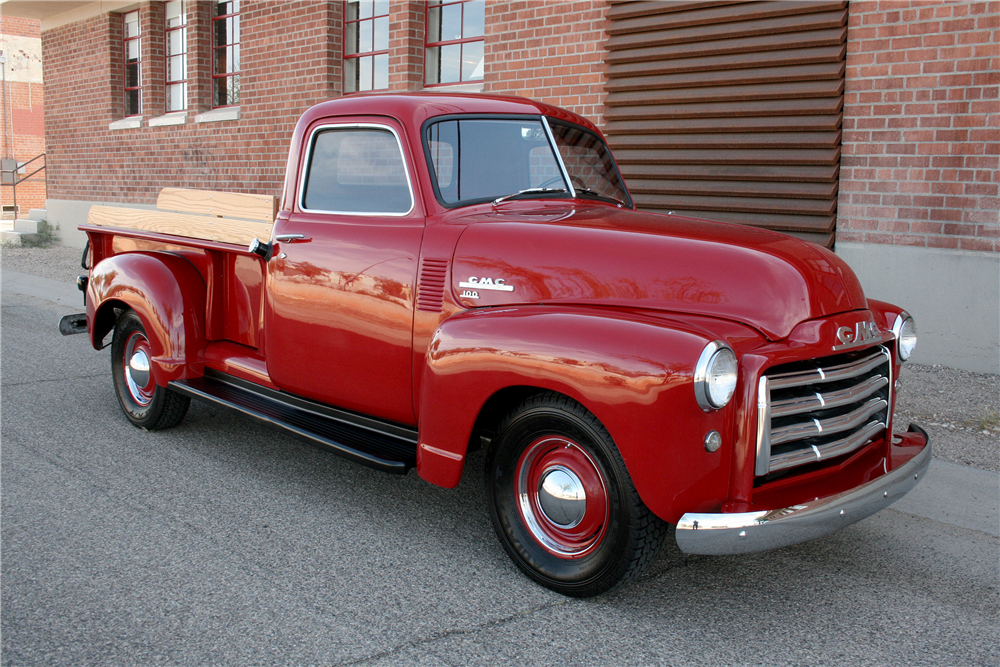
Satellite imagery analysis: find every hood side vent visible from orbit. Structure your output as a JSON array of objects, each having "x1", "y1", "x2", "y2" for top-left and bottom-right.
[{"x1": 416, "y1": 259, "x2": 449, "y2": 312}]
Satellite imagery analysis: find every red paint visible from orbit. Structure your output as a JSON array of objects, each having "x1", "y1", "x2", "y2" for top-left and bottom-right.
[{"x1": 81, "y1": 93, "x2": 928, "y2": 529}]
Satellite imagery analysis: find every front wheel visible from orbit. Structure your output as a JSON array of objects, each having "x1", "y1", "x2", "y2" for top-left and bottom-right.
[
  {"x1": 486, "y1": 392, "x2": 667, "y2": 597},
  {"x1": 111, "y1": 310, "x2": 190, "y2": 430}
]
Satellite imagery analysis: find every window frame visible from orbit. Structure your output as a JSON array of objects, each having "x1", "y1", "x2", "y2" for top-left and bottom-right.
[
  {"x1": 164, "y1": 0, "x2": 188, "y2": 112},
  {"x1": 298, "y1": 123, "x2": 416, "y2": 217},
  {"x1": 342, "y1": 0, "x2": 391, "y2": 94},
  {"x1": 122, "y1": 10, "x2": 142, "y2": 117},
  {"x1": 424, "y1": 0, "x2": 485, "y2": 87},
  {"x1": 212, "y1": 0, "x2": 240, "y2": 108}
]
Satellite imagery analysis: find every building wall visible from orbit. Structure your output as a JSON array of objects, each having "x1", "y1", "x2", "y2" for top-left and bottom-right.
[
  {"x1": 837, "y1": 0, "x2": 999, "y2": 373},
  {"x1": 0, "y1": 16, "x2": 45, "y2": 214},
  {"x1": 43, "y1": 1, "x2": 343, "y2": 212},
  {"x1": 839, "y1": 0, "x2": 998, "y2": 252},
  {"x1": 484, "y1": 0, "x2": 608, "y2": 127}
]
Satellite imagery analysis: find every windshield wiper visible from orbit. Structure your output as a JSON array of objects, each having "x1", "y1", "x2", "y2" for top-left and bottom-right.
[
  {"x1": 574, "y1": 187, "x2": 626, "y2": 207},
  {"x1": 492, "y1": 187, "x2": 567, "y2": 206}
]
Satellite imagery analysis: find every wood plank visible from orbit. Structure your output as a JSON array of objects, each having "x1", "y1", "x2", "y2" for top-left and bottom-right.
[
  {"x1": 605, "y1": 9, "x2": 847, "y2": 51},
  {"x1": 605, "y1": 79, "x2": 844, "y2": 107},
  {"x1": 608, "y1": 1, "x2": 846, "y2": 35},
  {"x1": 632, "y1": 193, "x2": 837, "y2": 216},
  {"x1": 610, "y1": 147, "x2": 841, "y2": 166},
  {"x1": 625, "y1": 178, "x2": 838, "y2": 200},
  {"x1": 603, "y1": 97, "x2": 844, "y2": 120},
  {"x1": 88, "y1": 206, "x2": 272, "y2": 247},
  {"x1": 618, "y1": 163, "x2": 839, "y2": 183},
  {"x1": 604, "y1": 114, "x2": 843, "y2": 135},
  {"x1": 605, "y1": 62, "x2": 845, "y2": 92},
  {"x1": 157, "y1": 188, "x2": 277, "y2": 223},
  {"x1": 605, "y1": 44, "x2": 846, "y2": 78},
  {"x1": 609, "y1": 130, "x2": 842, "y2": 150},
  {"x1": 605, "y1": 27, "x2": 847, "y2": 63}
]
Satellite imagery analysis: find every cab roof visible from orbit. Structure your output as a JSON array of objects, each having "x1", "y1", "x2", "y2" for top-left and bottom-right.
[{"x1": 298, "y1": 92, "x2": 602, "y2": 136}]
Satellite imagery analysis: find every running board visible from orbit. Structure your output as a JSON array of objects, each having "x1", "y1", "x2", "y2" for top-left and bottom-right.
[{"x1": 169, "y1": 371, "x2": 417, "y2": 474}]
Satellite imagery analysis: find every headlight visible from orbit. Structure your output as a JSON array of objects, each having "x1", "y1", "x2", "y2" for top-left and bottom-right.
[
  {"x1": 694, "y1": 341, "x2": 738, "y2": 411},
  {"x1": 893, "y1": 312, "x2": 917, "y2": 361}
]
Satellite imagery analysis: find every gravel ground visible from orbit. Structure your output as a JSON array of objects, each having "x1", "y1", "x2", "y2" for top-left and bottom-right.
[
  {"x1": 1, "y1": 245, "x2": 84, "y2": 283},
  {"x1": 3, "y1": 244, "x2": 997, "y2": 473}
]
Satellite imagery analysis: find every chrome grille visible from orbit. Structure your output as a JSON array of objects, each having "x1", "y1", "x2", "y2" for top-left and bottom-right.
[{"x1": 755, "y1": 346, "x2": 892, "y2": 476}]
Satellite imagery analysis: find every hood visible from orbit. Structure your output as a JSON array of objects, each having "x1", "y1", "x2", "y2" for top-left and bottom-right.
[{"x1": 449, "y1": 205, "x2": 866, "y2": 341}]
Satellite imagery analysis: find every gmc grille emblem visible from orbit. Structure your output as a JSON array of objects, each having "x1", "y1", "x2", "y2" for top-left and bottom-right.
[{"x1": 834, "y1": 319, "x2": 881, "y2": 350}]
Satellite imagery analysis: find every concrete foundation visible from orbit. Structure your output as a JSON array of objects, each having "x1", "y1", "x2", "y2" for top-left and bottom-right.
[
  {"x1": 837, "y1": 242, "x2": 999, "y2": 374},
  {"x1": 47, "y1": 198, "x2": 157, "y2": 249}
]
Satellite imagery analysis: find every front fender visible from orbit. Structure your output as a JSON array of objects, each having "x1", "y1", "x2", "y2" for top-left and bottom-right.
[
  {"x1": 415, "y1": 305, "x2": 736, "y2": 522},
  {"x1": 87, "y1": 251, "x2": 207, "y2": 385}
]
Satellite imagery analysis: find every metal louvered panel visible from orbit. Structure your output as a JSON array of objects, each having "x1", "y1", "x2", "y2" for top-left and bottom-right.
[
  {"x1": 604, "y1": 0, "x2": 846, "y2": 247},
  {"x1": 416, "y1": 259, "x2": 449, "y2": 312}
]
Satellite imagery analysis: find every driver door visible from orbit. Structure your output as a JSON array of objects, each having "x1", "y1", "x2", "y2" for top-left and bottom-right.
[{"x1": 264, "y1": 118, "x2": 424, "y2": 426}]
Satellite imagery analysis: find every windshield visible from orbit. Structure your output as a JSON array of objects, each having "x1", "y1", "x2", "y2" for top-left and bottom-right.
[{"x1": 424, "y1": 117, "x2": 631, "y2": 208}]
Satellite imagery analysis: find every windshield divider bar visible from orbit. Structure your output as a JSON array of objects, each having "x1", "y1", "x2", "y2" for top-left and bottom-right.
[{"x1": 542, "y1": 116, "x2": 575, "y2": 199}]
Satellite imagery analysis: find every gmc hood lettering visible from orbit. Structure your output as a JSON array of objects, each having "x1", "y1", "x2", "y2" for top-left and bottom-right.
[{"x1": 459, "y1": 277, "x2": 515, "y2": 292}]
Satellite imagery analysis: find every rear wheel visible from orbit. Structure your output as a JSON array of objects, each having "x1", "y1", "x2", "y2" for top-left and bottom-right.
[
  {"x1": 111, "y1": 310, "x2": 190, "y2": 430},
  {"x1": 486, "y1": 392, "x2": 667, "y2": 597}
]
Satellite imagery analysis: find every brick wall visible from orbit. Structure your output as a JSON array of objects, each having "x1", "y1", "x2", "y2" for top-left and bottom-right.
[
  {"x1": 43, "y1": 1, "x2": 343, "y2": 205},
  {"x1": 484, "y1": 1, "x2": 608, "y2": 128},
  {"x1": 839, "y1": 0, "x2": 999, "y2": 252},
  {"x1": 1, "y1": 15, "x2": 45, "y2": 212}
]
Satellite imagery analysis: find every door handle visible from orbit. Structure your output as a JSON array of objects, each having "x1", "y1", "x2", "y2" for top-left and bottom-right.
[{"x1": 275, "y1": 234, "x2": 311, "y2": 243}]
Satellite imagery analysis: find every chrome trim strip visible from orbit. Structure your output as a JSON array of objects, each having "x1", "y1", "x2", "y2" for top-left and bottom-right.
[
  {"x1": 770, "y1": 397, "x2": 887, "y2": 446},
  {"x1": 755, "y1": 376, "x2": 771, "y2": 476},
  {"x1": 297, "y1": 122, "x2": 416, "y2": 218},
  {"x1": 767, "y1": 348, "x2": 887, "y2": 390},
  {"x1": 769, "y1": 421, "x2": 885, "y2": 472},
  {"x1": 541, "y1": 116, "x2": 576, "y2": 198},
  {"x1": 770, "y1": 375, "x2": 889, "y2": 418},
  {"x1": 675, "y1": 438, "x2": 931, "y2": 555}
]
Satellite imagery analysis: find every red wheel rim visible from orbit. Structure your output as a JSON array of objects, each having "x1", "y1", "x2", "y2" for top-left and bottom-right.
[
  {"x1": 122, "y1": 331, "x2": 154, "y2": 407},
  {"x1": 515, "y1": 436, "x2": 609, "y2": 559}
]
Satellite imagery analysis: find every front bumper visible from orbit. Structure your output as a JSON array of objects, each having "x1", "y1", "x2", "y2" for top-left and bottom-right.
[{"x1": 675, "y1": 424, "x2": 931, "y2": 555}]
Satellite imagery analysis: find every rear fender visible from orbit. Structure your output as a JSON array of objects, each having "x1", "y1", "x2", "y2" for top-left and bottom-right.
[
  {"x1": 87, "y1": 251, "x2": 207, "y2": 385},
  {"x1": 415, "y1": 305, "x2": 735, "y2": 522}
]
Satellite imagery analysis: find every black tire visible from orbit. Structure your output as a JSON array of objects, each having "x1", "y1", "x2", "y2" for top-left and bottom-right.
[
  {"x1": 486, "y1": 392, "x2": 667, "y2": 597},
  {"x1": 111, "y1": 310, "x2": 190, "y2": 430}
]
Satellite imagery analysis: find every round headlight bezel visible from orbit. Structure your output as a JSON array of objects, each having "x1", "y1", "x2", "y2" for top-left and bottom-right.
[
  {"x1": 893, "y1": 312, "x2": 917, "y2": 362},
  {"x1": 694, "y1": 341, "x2": 738, "y2": 411}
]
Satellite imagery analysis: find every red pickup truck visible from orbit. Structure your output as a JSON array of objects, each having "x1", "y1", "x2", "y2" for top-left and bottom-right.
[{"x1": 62, "y1": 93, "x2": 929, "y2": 597}]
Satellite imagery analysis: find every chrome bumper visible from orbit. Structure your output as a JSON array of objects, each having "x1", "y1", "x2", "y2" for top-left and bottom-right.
[{"x1": 675, "y1": 428, "x2": 931, "y2": 556}]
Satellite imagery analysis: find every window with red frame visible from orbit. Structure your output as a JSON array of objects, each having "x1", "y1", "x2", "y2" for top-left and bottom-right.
[
  {"x1": 344, "y1": 0, "x2": 389, "y2": 93},
  {"x1": 213, "y1": 0, "x2": 240, "y2": 107},
  {"x1": 425, "y1": 0, "x2": 484, "y2": 86},
  {"x1": 165, "y1": 0, "x2": 187, "y2": 112},
  {"x1": 123, "y1": 10, "x2": 141, "y2": 116}
]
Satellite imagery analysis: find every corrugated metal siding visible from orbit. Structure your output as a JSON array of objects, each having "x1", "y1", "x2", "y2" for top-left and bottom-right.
[{"x1": 604, "y1": 0, "x2": 846, "y2": 247}]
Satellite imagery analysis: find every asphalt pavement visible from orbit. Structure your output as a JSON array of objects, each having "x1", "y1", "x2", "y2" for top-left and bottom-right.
[{"x1": 2, "y1": 248, "x2": 998, "y2": 666}]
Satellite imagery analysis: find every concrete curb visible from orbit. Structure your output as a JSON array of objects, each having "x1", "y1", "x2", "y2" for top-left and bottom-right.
[{"x1": 3, "y1": 268, "x2": 998, "y2": 538}]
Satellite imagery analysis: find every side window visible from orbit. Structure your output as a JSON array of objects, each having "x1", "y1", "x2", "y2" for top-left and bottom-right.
[{"x1": 302, "y1": 128, "x2": 413, "y2": 214}]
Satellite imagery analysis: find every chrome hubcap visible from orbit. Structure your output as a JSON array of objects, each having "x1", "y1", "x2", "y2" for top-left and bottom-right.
[
  {"x1": 515, "y1": 437, "x2": 609, "y2": 559},
  {"x1": 538, "y1": 466, "x2": 586, "y2": 528},
  {"x1": 123, "y1": 334, "x2": 154, "y2": 406}
]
